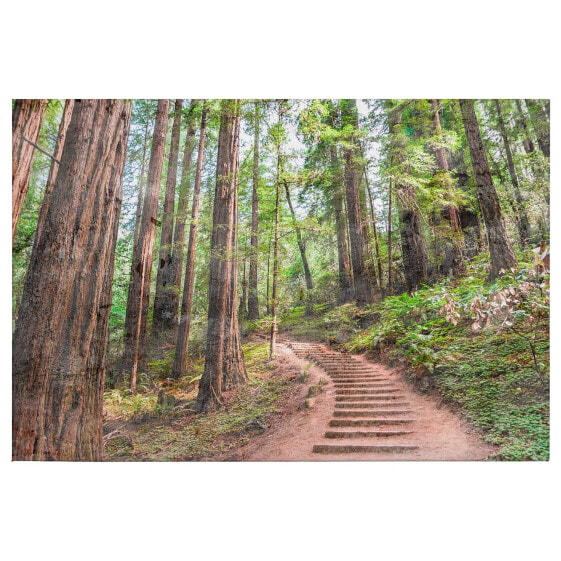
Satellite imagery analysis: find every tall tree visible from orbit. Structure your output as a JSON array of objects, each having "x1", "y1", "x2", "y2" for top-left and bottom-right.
[
  {"x1": 133, "y1": 117, "x2": 151, "y2": 246},
  {"x1": 153, "y1": 99, "x2": 183, "y2": 333},
  {"x1": 387, "y1": 178, "x2": 393, "y2": 294},
  {"x1": 168, "y1": 100, "x2": 199, "y2": 324},
  {"x1": 340, "y1": 98, "x2": 373, "y2": 304},
  {"x1": 389, "y1": 104, "x2": 428, "y2": 292},
  {"x1": 514, "y1": 99, "x2": 535, "y2": 155},
  {"x1": 247, "y1": 101, "x2": 261, "y2": 320},
  {"x1": 459, "y1": 99, "x2": 516, "y2": 278},
  {"x1": 430, "y1": 99, "x2": 466, "y2": 277},
  {"x1": 195, "y1": 100, "x2": 247, "y2": 411},
  {"x1": 121, "y1": 99, "x2": 169, "y2": 392},
  {"x1": 12, "y1": 99, "x2": 131, "y2": 460},
  {"x1": 494, "y1": 99, "x2": 530, "y2": 245},
  {"x1": 270, "y1": 101, "x2": 284, "y2": 357},
  {"x1": 34, "y1": 99, "x2": 75, "y2": 244},
  {"x1": 172, "y1": 104, "x2": 208, "y2": 379},
  {"x1": 12, "y1": 99, "x2": 48, "y2": 242}
]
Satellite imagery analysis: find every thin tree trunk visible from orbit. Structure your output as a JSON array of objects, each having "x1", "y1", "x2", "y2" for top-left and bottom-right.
[
  {"x1": 171, "y1": 105, "x2": 208, "y2": 379},
  {"x1": 387, "y1": 178, "x2": 393, "y2": 295},
  {"x1": 283, "y1": 180, "x2": 313, "y2": 314},
  {"x1": 341, "y1": 99, "x2": 373, "y2": 304},
  {"x1": 122, "y1": 99, "x2": 169, "y2": 392},
  {"x1": 266, "y1": 233, "x2": 271, "y2": 315},
  {"x1": 12, "y1": 99, "x2": 48, "y2": 242},
  {"x1": 270, "y1": 102, "x2": 283, "y2": 358},
  {"x1": 430, "y1": 99, "x2": 466, "y2": 276},
  {"x1": 247, "y1": 101, "x2": 261, "y2": 320},
  {"x1": 195, "y1": 100, "x2": 247, "y2": 412},
  {"x1": 459, "y1": 99, "x2": 516, "y2": 278},
  {"x1": 360, "y1": 143, "x2": 384, "y2": 297},
  {"x1": 133, "y1": 118, "x2": 151, "y2": 246},
  {"x1": 153, "y1": 99, "x2": 183, "y2": 333},
  {"x1": 239, "y1": 253, "x2": 248, "y2": 319},
  {"x1": 35, "y1": 99, "x2": 75, "y2": 244},
  {"x1": 12, "y1": 99, "x2": 131, "y2": 461},
  {"x1": 494, "y1": 99, "x2": 530, "y2": 245},
  {"x1": 514, "y1": 99, "x2": 535, "y2": 154}
]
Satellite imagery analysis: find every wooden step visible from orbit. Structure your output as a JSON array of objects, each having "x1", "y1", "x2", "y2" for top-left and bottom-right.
[
  {"x1": 333, "y1": 409, "x2": 413, "y2": 417},
  {"x1": 334, "y1": 401, "x2": 410, "y2": 408},
  {"x1": 312, "y1": 444, "x2": 419, "y2": 454},
  {"x1": 324, "y1": 430, "x2": 413, "y2": 438},
  {"x1": 335, "y1": 388, "x2": 400, "y2": 395},
  {"x1": 329, "y1": 418, "x2": 415, "y2": 427}
]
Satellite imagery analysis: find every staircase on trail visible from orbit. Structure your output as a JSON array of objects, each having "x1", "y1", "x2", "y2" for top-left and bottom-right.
[{"x1": 286, "y1": 340, "x2": 420, "y2": 458}]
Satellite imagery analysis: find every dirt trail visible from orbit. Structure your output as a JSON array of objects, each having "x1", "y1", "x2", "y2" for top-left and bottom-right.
[{"x1": 237, "y1": 340, "x2": 496, "y2": 461}]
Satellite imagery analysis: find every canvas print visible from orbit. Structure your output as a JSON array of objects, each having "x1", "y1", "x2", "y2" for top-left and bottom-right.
[{"x1": 12, "y1": 99, "x2": 550, "y2": 461}]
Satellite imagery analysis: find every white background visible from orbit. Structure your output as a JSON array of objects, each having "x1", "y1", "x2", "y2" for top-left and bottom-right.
[{"x1": 1, "y1": 1, "x2": 558, "y2": 559}]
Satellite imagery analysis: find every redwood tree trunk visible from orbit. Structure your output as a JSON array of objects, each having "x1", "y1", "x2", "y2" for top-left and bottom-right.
[
  {"x1": 168, "y1": 100, "x2": 199, "y2": 324},
  {"x1": 494, "y1": 99, "x2": 530, "y2": 245},
  {"x1": 153, "y1": 99, "x2": 183, "y2": 333},
  {"x1": 389, "y1": 107, "x2": 428, "y2": 292},
  {"x1": 430, "y1": 99, "x2": 466, "y2": 277},
  {"x1": 35, "y1": 99, "x2": 75, "y2": 244},
  {"x1": 12, "y1": 99, "x2": 131, "y2": 461},
  {"x1": 341, "y1": 99, "x2": 373, "y2": 304},
  {"x1": 195, "y1": 100, "x2": 247, "y2": 411},
  {"x1": 459, "y1": 99, "x2": 516, "y2": 278},
  {"x1": 133, "y1": 118, "x2": 151, "y2": 247},
  {"x1": 247, "y1": 101, "x2": 261, "y2": 320},
  {"x1": 329, "y1": 144, "x2": 353, "y2": 303},
  {"x1": 122, "y1": 99, "x2": 169, "y2": 392},
  {"x1": 172, "y1": 104, "x2": 208, "y2": 379},
  {"x1": 12, "y1": 99, "x2": 48, "y2": 242},
  {"x1": 387, "y1": 178, "x2": 393, "y2": 295}
]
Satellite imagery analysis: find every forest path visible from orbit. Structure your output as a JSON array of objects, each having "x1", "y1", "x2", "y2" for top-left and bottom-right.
[{"x1": 237, "y1": 340, "x2": 496, "y2": 461}]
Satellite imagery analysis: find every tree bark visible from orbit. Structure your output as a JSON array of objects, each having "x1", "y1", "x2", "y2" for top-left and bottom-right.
[
  {"x1": 12, "y1": 99, "x2": 131, "y2": 461},
  {"x1": 122, "y1": 99, "x2": 169, "y2": 392},
  {"x1": 459, "y1": 99, "x2": 516, "y2": 278},
  {"x1": 133, "y1": 118, "x2": 151, "y2": 247},
  {"x1": 389, "y1": 106, "x2": 428, "y2": 292},
  {"x1": 494, "y1": 99, "x2": 531, "y2": 246},
  {"x1": 514, "y1": 99, "x2": 535, "y2": 154},
  {"x1": 12, "y1": 99, "x2": 48, "y2": 243},
  {"x1": 195, "y1": 100, "x2": 247, "y2": 412},
  {"x1": 430, "y1": 99, "x2": 466, "y2": 277},
  {"x1": 34, "y1": 100, "x2": 75, "y2": 245},
  {"x1": 341, "y1": 99, "x2": 373, "y2": 304},
  {"x1": 167, "y1": 100, "x2": 199, "y2": 326},
  {"x1": 247, "y1": 101, "x2": 261, "y2": 320},
  {"x1": 387, "y1": 178, "x2": 393, "y2": 295},
  {"x1": 270, "y1": 102, "x2": 283, "y2": 358},
  {"x1": 172, "y1": 104, "x2": 208, "y2": 379},
  {"x1": 153, "y1": 99, "x2": 183, "y2": 333}
]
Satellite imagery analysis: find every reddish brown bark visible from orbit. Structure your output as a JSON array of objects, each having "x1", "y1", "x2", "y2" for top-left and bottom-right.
[
  {"x1": 133, "y1": 118, "x2": 151, "y2": 246},
  {"x1": 153, "y1": 99, "x2": 183, "y2": 333},
  {"x1": 247, "y1": 101, "x2": 261, "y2": 320},
  {"x1": 12, "y1": 99, "x2": 48, "y2": 242},
  {"x1": 172, "y1": 104, "x2": 208, "y2": 379},
  {"x1": 34, "y1": 100, "x2": 75, "y2": 245},
  {"x1": 195, "y1": 100, "x2": 247, "y2": 411},
  {"x1": 168, "y1": 100, "x2": 199, "y2": 323},
  {"x1": 389, "y1": 106, "x2": 428, "y2": 292},
  {"x1": 430, "y1": 99, "x2": 466, "y2": 277},
  {"x1": 12, "y1": 99, "x2": 131, "y2": 461},
  {"x1": 459, "y1": 99, "x2": 516, "y2": 278},
  {"x1": 387, "y1": 178, "x2": 393, "y2": 295},
  {"x1": 341, "y1": 99, "x2": 373, "y2": 304},
  {"x1": 122, "y1": 99, "x2": 169, "y2": 392}
]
